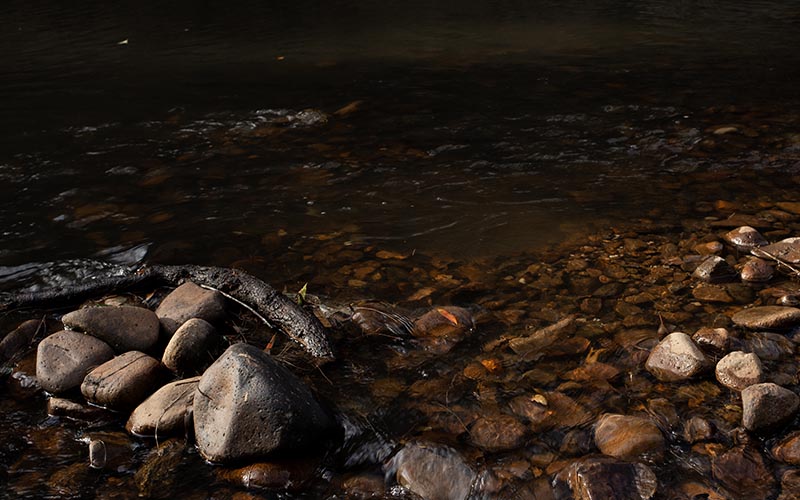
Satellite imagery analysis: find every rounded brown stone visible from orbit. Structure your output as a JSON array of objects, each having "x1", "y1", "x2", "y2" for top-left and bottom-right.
[
  {"x1": 36, "y1": 330, "x2": 115, "y2": 394},
  {"x1": 594, "y1": 413, "x2": 665, "y2": 460},
  {"x1": 731, "y1": 306, "x2": 800, "y2": 330},
  {"x1": 469, "y1": 414, "x2": 527, "y2": 452}
]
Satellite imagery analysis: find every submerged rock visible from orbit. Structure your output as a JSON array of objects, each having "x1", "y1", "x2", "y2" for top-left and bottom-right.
[
  {"x1": 741, "y1": 383, "x2": 800, "y2": 431},
  {"x1": 62, "y1": 305, "x2": 160, "y2": 353},
  {"x1": 36, "y1": 330, "x2": 115, "y2": 393},
  {"x1": 565, "y1": 456, "x2": 657, "y2": 500},
  {"x1": 712, "y1": 446, "x2": 776, "y2": 498},
  {"x1": 193, "y1": 343, "x2": 334, "y2": 463},
  {"x1": 645, "y1": 332, "x2": 707, "y2": 382},
  {"x1": 155, "y1": 282, "x2": 226, "y2": 335},
  {"x1": 162, "y1": 318, "x2": 218, "y2": 375},
  {"x1": 412, "y1": 306, "x2": 474, "y2": 352},
  {"x1": 772, "y1": 432, "x2": 800, "y2": 465},
  {"x1": 594, "y1": 414, "x2": 665, "y2": 460},
  {"x1": 469, "y1": 413, "x2": 527, "y2": 452},
  {"x1": 81, "y1": 351, "x2": 165, "y2": 410},
  {"x1": 127, "y1": 377, "x2": 200, "y2": 437},
  {"x1": 218, "y1": 459, "x2": 318, "y2": 492},
  {"x1": 753, "y1": 237, "x2": 800, "y2": 264},
  {"x1": 731, "y1": 306, "x2": 800, "y2": 330},
  {"x1": 715, "y1": 351, "x2": 764, "y2": 391},
  {"x1": 388, "y1": 441, "x2": 477, "y2": 500},
  {"x1": 0, "y1": 319, "x2": 41, "y2": 361}
]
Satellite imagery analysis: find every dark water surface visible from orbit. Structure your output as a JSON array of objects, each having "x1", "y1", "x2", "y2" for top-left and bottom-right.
[{"x1": 2, "y1": 1, "x2": 800, "y2": 498}]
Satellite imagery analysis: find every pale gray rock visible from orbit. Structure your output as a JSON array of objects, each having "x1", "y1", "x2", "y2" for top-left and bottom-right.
[
  {"x1": 36, "y1": 330, "x2": 115, "y2": 393},
  {"x1": 715, "y1": 351, "x2": 764, "y2": 391},
  {"x1": 742, "y1": 383, "x2": 800, "y2": 431},
  {"x1": 645, "y1": 332, "x2": 707, "y2": 382},
  {"x1": 62, "y1": 305, "x2": 159, "y2": 353},
  {"x1": 155, "y1": 282, "x2": 226, "y2": 336},
  {"x1": 388, "y1": 441, "x2": 477, "y2": 500}
]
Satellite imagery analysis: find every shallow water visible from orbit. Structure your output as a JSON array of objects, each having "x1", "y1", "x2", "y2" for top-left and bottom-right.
[{"x1": 2, "y1": 1, "x2": 800, "y2": 498}]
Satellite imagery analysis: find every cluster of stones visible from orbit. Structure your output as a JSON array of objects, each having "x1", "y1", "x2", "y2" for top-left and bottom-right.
[{"x1": 27, "y1": 282, "x2": 334, "y2": 464}]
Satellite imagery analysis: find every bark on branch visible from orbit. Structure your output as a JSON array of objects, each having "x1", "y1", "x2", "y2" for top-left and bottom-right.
[{"x1": 0, "y1": 264, "x2": 334, "y2": 360}]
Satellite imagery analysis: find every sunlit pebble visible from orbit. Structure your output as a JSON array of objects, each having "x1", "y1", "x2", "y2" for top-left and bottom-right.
[{"x1": 779, "y1": 295, "x2": 800, "y2": 306}]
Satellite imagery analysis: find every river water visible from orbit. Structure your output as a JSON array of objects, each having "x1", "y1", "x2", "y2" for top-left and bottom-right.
[{"x1": 2, "y1": 1, "x2": 800, "y2": 498}]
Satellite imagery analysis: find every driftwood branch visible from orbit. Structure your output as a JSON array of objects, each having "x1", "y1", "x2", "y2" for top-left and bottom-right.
[{"x1": 0, "y1": 264, "x2": 334, "y2": 360}]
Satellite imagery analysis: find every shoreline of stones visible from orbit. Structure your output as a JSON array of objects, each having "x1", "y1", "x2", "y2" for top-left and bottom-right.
[{"x1": 6, "y1": 217, "x2": 800, "y2": 497}]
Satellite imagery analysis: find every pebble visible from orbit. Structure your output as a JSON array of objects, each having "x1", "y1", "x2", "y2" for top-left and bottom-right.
[
  {"x1": 691, "y1": 327, "x2": 730, "y2": 353},
  {"x1": 683, "y1": 416, "x2": 714, "y2": 443},
  {"x1": 35, "y1": 330, "x2": 115, "y2": 393},
  {"x1": 81, "y1": 351, "x2": 166, "y2": 410},
  {"x1": 741, "y1": 382, "x2": 800, "y2": 431},
  {"x1": 724, "y1": 226, "x2": 768, "y2": 251},
  {"x1": 218, "y1": 460, "x2": 316, "y2": 492},
  {"x1": 61, "y1": 305, "x2": 160, "y2": 353},
  {"x1": 692, "y1": 256, "x2": 737, "y2": 283},
  {"x1": 47, "y1": 397, "x2": 109, "y2": 421},
  {"x1": 715, "y1": 351, "x2": 764, "y2": 391},
  {"x1": 593, "y1": 413, "x2": 665, "y2": 460},
  {"x1": 155, "y1": 282, "x2": 226, "y2": 335},
  {"x1": 645, "y1": 332, "x2": 707, "y2": 382},
  {"x1": 162, "y1": 318, "x2": 218, "y2": 375},
  {"x1": 127, "y1": 377, "x2": 200, "y2": 437},
  {"x1": 193, "y1": 343, "x2": 334, "y2": 463},
  {"x1": 731, "y1": 306, "x2": 800, "y2": 330}
]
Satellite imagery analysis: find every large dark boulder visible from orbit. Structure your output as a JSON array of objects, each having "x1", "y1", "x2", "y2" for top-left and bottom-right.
[
  {"x1": 36, "y1": 330, "x2": 115, "y2": 393},
  {"x1": 61, "y1": 305, "x2": 160, "y2": 353},
  {"x1": 193, "y1": 343, "x2": 334, "y2": 463}
]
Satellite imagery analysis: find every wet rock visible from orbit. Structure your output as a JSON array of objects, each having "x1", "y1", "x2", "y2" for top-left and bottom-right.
[
  {"x1": 81, "y1": 351, "x2": 165, "y2": 410},
  {"x1": 193, "y1": 343, "x2": 334, "y2": 463},
  {"x1": 36, "y1": 330, "x2": 115, "y2": 393},
  {"x1": 711, "y1": 446, "x2": 776, "y2": 498},
  {"x1": 219, "y1": 459, "x2": 317, "y2": 492},
  {"x1": 162, "y1": 318, "x2": 218, "y2": 375},
  {"x1": 741, "y1": 382, "x2": 800, "y2": 431},
  {"x1": 645, "y1": 332, "x2": 707, "y2": 382},
  {"x1": 740, "y1": 258, "x2": 773, "y2": 283},
  {"x1": 155, "y1": 282, "x2": 226, "y2": 335},
  {"x1": 715, "y1": 351, "x2": 764, "y2": 391},
  {"x1": 62, "y1": 305, "x2": 160, "y2": 353},
  {"x1": 388, "y1": 441, "x2": 476, "y2": 500},
  {"x1": 341, "y1": 473, "x2": 386, "y2": 499},
  {"x1": 692, "y1": 256, "x2": 737, "y2": 283},
  {"x1": 47, "y1": 462, "x2": 92, "y2": 498},
  {"x1": 86, "y1": 431, "x2": 135, "y2": 470},
  {"x1": 753, "y1": 237, "x2": 800, "y2": 264},
  {"x1": 135, "y1": 438, "x2": 186, "y2": 498},
  {"x1": 694, "y1": 241, "x2": 724, "y2": 255},
  {"x1": 692, "y1": 327, "x2": 730, "y2": 353},
  {"x1": 127, "y1": 376, "x2": 200, "y2": 437},
  {"x1": 412, "y1": 306, "x2": 474, "y2": 338},
  {"x1": 565, "y1": 456, "x2": 657, "y2": 500},
  {"x1": 778, "y1": 469, "x2": 800, "y2": 500},
  {"x1": 594, "y1": 414, "x2": 665, "y2": 460},
  {"x1": 0, "y1": 319, "x2": 41, "y2": 361},
  {"x1": 47, "y1": 397, "x2": 110, "y2": 421},
  {"x1": 724, "y1": 226, "x2": 768, "y2": 251},
  {"x1": 772, "y1": 431, "x2": 800, "y2": 465},
  {"x1": 743, "y1": 332, "x2": 795, "y2": 361},
  {"x1": 510, "y1": 392, "x2": 592, "y2": 432},
  {"x1": 683, "y1": 416, "x2": 714, "y2": 443},
  {"x1": 692, "y1": 283, "x2": 734, "y2": 303},
  {"x1": 731, "y1": 306, "x2": 800, "y2": 330},
  {"x1": 469, "y1": 413, "x2": 527, "y2": 452}
]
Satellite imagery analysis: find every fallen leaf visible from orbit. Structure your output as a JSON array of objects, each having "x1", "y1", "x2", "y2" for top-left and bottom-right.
[{"x1": 436, "y1": 308, "x2": 459, "y2": 325}]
